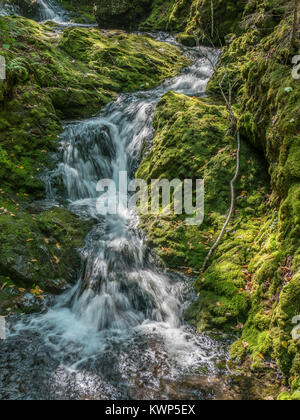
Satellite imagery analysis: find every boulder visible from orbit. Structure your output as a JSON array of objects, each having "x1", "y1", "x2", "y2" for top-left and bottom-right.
[
  {"x1": 4, "y1": 0, "x2": 42, "y2": 20},
  {"x1": 94, "y1": 0, "x2": 152, "y2": 30},
  {"x1": 0, "y1": 207, "x2": 94, "y2": 295}
]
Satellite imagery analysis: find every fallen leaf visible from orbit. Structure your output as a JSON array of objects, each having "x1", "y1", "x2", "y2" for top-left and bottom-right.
[
  {"x1": 0, "y1": 282, "x2": 7, "y2": 291},
  {"x1": 53, "y1": 255, "x2": 60, "y2": 264},
  {"x1": 242, "y1": 340, "x2": 249, "y2": 349}
]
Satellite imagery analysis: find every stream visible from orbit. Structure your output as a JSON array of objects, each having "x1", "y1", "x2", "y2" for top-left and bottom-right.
[{"x1": 0, "y1": 2, "x2": 241, "y2": 401}]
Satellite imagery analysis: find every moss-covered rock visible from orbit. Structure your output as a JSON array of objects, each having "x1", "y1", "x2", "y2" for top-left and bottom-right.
[
  {"x1": 94, "y1": 0, "x2": 152, "y2": 30},
  {"x1": 2, "y1": 0, "x2": 43, "y2": 20},
  {"x1": 206, "y1": 5, "x2": 299, "y2": 390},
  {"x1": 57, "y1": 0, "x2": 95, "y2": 24},
  {"x1": 0, "y1": 197, "x2": 93, "y2": 315},
  {"x1": 139, "y1": 0, "x2": 244, "y2": 45},
  {"x1": 207, "y1": 14, "x2": 300, "y2": 202},
  {"x1": 0, "y1": 16, "x2": 187, "y2": 199}
]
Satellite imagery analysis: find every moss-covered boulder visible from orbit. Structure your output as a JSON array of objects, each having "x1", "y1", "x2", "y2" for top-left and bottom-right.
[
  {"x1": 205, "y1": 7, "x2": 299, "y2": 390},
  {"x1": 139, "y1": 0, "x2": 244, "y2": 45},
  {"x1": 3, "y1": 0, "x2": 42, "y2": 20},
  {"x1": 0, "y1": 203, "x2": 93, "y2": 312},
  {"x1": 57, "y1": 0, "x2": 95, "y2": 24},
  {"x1": 94, "y1": 0, "x2": 152, "y2": 29}
]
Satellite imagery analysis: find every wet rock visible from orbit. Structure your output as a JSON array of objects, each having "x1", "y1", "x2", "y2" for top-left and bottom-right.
[
  {"x1": 176, "y1": 34, "x2": 197, "y2": 47},
  {"x1": 94, "y1": 0, "x2": 152, "y2": 30},
  {"x1": 4, "y1": 0, "x2": 42, "y2": 20}
]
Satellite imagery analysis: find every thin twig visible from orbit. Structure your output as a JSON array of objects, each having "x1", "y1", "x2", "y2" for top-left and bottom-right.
[
  {"x1": 201, "y1": 130, "x2": 241, "y2": 273},
  {"x1": 211, "y1": 0, "x2": 214, "y2": 39},
  {"x1": 197, "y1": 45, "x2": 241, "y2": 273}
]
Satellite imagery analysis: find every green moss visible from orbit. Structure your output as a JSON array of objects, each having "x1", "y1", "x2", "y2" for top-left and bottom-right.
[
  {"x1": 139, "y1": 0, "x2": 244, "y2": 46},
  {"x1": 277, "y1": 390, "x2": 300, "y2": 401},
  {"x1": 57, "y1": 0, "x2": 96, "y2": 24},
  {"x1": 208, "y1": 14, "x2": 300, "y2": 201},
  {"x1": 0, "y1": 200, "x2": 93, "y2": 309},
  {"x1": 137, "y1": 54, "x2": 298, "y2": 396},
  {"x1": 140, "y1": 0, "x2": 182, "y2": 32},
  {"x1": 201, "y1": 2, "x2": 300, "y2": 394},
  {"x1": 0, "y1": 16, "x2": 187, "y2": 198}
]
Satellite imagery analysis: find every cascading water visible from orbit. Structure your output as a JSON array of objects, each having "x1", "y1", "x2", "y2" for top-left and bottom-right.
[
  {"x1": 0, "y1": 0, "x2": 68, "y2": 23},
  {"x1": 34, "y1": 0, "x2": 67, "y2": 22},
  {"x1": 0, "y1": 38, "x2": 233, "y2": 400},
  {"x1": 0, "y1": 1, "x2": 12, "y2": 16}
]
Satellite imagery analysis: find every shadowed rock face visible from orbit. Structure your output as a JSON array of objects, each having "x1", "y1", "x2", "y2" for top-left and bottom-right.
[
  {"x1": 2, "y1": 0, "x2": 66, "y2": 22},
  {"x1": 2, "y1": 0, "x2": 41, "y2": 20},
  {"x1": 94, "y1": 0, "x2": 152, "y2": 29}
]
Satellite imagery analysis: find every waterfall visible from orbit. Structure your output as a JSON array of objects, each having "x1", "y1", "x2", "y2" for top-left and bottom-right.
[
  {"x1": 0, "y1": 0, "x2": 68, "y2": 23},
  {"x1": 0, "y1": 39, "x2": 228, "y2": 400},
  {"x1": 36, "y1": 0, "x2": 66, "y2": 22},
  {"x1": 46, "y1": 43, "x2": 220, "y2": 332}
]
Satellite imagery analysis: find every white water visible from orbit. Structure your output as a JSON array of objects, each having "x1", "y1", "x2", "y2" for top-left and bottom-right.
[
  {"x1": 41, "y1": 41, "x2": 219, "y2": 349},
  {"x1": 0, "y1": 0, "x2": 68, "y2": 23},
  {"x1": 0, "y1": 37, "x2": 230, "y2": 400}
]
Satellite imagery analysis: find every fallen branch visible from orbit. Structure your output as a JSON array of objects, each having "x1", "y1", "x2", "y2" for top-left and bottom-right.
[
  {"x1": 196, "y1": 44, "x2": 242, "y2": 273},
  {"x1": 200, "y1": 130, "x2": 241, "y2": 273}
]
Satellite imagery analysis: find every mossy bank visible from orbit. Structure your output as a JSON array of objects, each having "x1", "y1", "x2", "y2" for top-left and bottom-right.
[
  {"x1": 136, "y1": 1, "x2": 299, "y2": 400},
  {"x1": 57, "y1": 0, "x2": 96, "y2": 24},
  {"x1": 0, "y1": 203, "x2": 93, "y2": 315}
]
